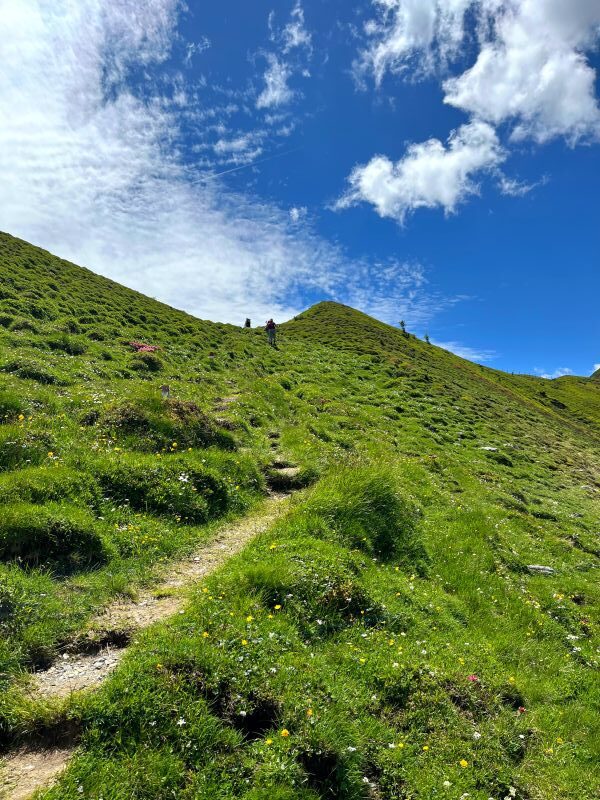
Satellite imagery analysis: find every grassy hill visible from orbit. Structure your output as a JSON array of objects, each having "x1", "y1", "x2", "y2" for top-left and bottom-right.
[{"x1": 0, "y1": 231, "x2": 599, "y2": 799}]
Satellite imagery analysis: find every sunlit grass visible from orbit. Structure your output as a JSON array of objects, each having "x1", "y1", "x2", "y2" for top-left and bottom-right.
[{"x1": 0, "y1": 231, "x2": 598, "y2": 798}]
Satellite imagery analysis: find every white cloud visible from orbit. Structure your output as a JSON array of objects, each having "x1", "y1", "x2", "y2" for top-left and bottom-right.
[
  {"x1": 594, "y1": 363, "x2": 600, "y2": 372},
  {"x1": 213, "y1": 133, "x2": 264, "y2": 164},
  {"x1": 357, "y1": 0, "x2": 600, "y2": 144},
  {"x1": 432, "y1": 339, "x2": 496, "y2": 363},
  {"x1": 356, "y1": 0, "x2": 473, "y2": 85},
  {"x1": 257, "y1": 3, "x2": 312, "y2": 112},
  {"x1": 444, "y1": 1, "x2": 600, "y2": 144},
  {"x1": 0, "y1": 0, "x2": 450, "y2": 328},
  {"x1": 289, "y1": 206, "x2": 307, "y2": 223},
  {"x1": 256, "y1": 54, "x2": 294, "y2": 109},
  {"x1": 185, "y1": 37, "x2": 211, "y2": 66},
  {"x1": 343, "y1": 261, "x2": 465, "y2": 328},
  {"x1": 497, "y1": 173, "x2": 545, "y2": 197},
  {"x1": 336, "y1": 120, "x2": 504, "y2": 222},
  {"x1": 533, "y1": 367, "x2": 574, "y2": 379},
  {"x1": 283, "y1": 2, "x2": 312, "y2": 54}
]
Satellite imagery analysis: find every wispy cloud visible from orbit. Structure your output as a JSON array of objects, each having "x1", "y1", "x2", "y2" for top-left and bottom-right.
[
  {"x1": 533, "y1": 367, "x2": 574, "y2": 379},
  {"x1": 185, "y1": 36, "x2": 211, "y2": 66},
  {"x1": 282, "y1": 1, "x2": 312, "y2": 54},
  {"x1": 0, "y1": 0, "x2": 453, "y2": 329},
  {"x1": 289, "y1": 206, "x2": 307, "y2": 223},
  {"x1": 213, "y1": 133, "x2": 264, "y2": 165},
  {"x1": 497, "y1": 173, "x2": 547, "y2": 197},
  {"x1": 257, "y1": 3, "x2": 312, "y2": 111},
  {"x1": 256, "y1": 55, "x2": 294, "y2": 109},
  {"x1": 432, "y1": 340, "x2": 496, "y2": 364}
]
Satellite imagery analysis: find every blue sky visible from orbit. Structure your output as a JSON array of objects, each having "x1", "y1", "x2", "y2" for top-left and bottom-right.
[{"x1": 0, "y1": 1, "x2": 599, "y2": 376}]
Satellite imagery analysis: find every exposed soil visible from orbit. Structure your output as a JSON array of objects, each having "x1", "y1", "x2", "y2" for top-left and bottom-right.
[{"x1": 0, "y1": 749, "x2": 72, "y2": 800}]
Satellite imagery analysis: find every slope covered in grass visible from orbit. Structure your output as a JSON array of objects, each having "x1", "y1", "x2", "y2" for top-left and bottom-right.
[{"x1": 0, "y1": 231, "x2": 599, "y2": 799}]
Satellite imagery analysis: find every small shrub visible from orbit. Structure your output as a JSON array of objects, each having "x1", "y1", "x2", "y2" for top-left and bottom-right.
[
  {"x1": 47, "y1": 333, "x2": 87, "y2": 355},
  {"x1": 9, "y1": 318, "x2": 38, "y2": 333},
  {"x1": 232, "y1": 536, "x2": 381, "y2": 637},
  {"x1": 0, "y1": 389, "x2": 22, "y2": 421},
  {"x1": 298, "y1": 467, "x2": 425, "y2": 567},
  {"x1": 1, "y1": 359, "x2": 63, "y2": 385},
  {"x1": 0, "y1": 503, "x2": 110, "y2": 572},
  {"x1": 102, "y1": 397, "x2": 236, "y2": 452},
  {"x1": 130, "y1": 352, "x2": 163, "y2": 373},
  {"x1": 93, "y1": 455, "x2": 232, "y2": 523},
  {"x1": 60, "y1": 318, "x2": 81, "y2": 334}
]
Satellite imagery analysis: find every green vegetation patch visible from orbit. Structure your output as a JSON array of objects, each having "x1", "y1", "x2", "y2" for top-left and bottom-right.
[
  {"x1": 101, "y1": 393, "x2": 237, "y2": 452},
  {"x1": 0, "y1": 503, "x2": 110, "y2": 572},
  {"x1": 0, "y1": 465, "x2": 98, "y2": 506},
  {"x1": 0, "y1": 387, "x2": 23, "y2": 421},
  {"x1": 0, "y1": 234, "x2": 599, "y2": 798},
  {"x1": 299, "y1": 466, "x2": 425, "y2": 566},
  {"x1": 93, "y1": 451, "x2": 259, "y2": 523},
  {"x1": 0, "y1": 425, "x2": 52, "y2": 471}
]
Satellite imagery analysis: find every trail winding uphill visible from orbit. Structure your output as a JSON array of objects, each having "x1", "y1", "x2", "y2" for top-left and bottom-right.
[{"x1": 0, "y1": 487, "x2": 295, "y2": 800}]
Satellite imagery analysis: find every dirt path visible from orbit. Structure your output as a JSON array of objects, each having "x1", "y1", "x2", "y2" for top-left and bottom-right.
[
  {"x1": 0, "y1": 489, "x2": 293, "y2": 800},
  {"x1": 1, "y1": 750, "x2": 73, "y2": 800}
]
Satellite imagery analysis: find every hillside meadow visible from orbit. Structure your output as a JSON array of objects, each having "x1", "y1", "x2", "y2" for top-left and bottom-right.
[{"x1": 0, "y1": 232, "x2": 599, "y2": 799}]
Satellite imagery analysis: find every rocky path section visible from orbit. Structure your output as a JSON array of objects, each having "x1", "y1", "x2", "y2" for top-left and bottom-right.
[{"x1": 0, "y1": 484, "x2": 296, "y2": 800}]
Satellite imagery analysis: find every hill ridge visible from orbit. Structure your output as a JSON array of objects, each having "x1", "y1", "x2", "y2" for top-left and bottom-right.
[{"x1": 0, "y1": 231, "x2": 599, "y2": 800}]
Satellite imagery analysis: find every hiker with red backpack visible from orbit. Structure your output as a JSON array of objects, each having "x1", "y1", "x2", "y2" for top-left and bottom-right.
[{"x1": 265, "y1": 319, "x2": 277, "y2": 347}]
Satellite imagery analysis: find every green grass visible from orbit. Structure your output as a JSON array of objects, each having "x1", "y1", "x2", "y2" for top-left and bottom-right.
[{"x1": 0, "y1": 231, "x2": 599, "y2": 798}]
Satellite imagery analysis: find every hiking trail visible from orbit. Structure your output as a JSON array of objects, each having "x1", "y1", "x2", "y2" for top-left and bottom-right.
[{"x1": 0, "y1": 483, "x2": 296, "y2": 800}]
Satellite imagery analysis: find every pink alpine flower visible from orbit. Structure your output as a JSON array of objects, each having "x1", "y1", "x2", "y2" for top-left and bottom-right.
[{"x1": 129, "y1": 341, "x2": 160, "y2": 353}]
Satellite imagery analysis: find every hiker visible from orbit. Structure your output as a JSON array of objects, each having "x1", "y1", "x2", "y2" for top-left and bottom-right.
[
  {"x1": 265, "y1": 318, "x2": 277, "y2": 347},
  {"x1": 244, "y1": 318, "x2": 251, "y2": 328}
]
